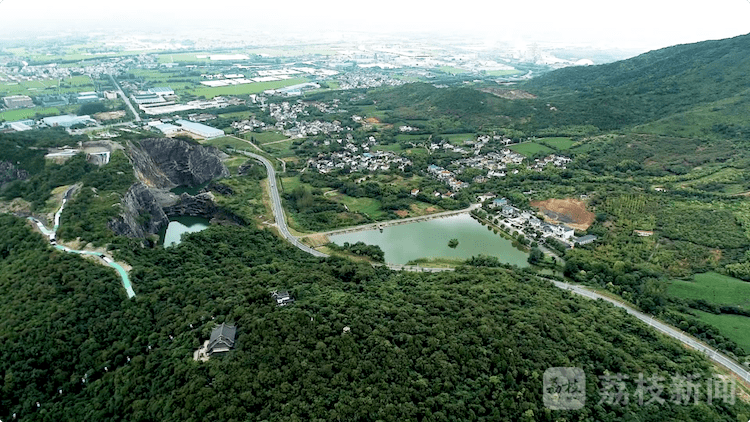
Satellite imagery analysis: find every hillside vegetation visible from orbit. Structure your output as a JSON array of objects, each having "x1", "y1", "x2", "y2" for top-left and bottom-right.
[
  {"x1": 2, "y1": 216, "x2": 749, "y2": 421},
  {"x1": 524, "y1": 33, "x2": 750, "y2": 130}
]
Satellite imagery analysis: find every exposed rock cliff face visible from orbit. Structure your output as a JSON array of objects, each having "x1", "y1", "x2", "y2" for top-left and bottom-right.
[
  {"x1": 0, "y1": 161, "x2": 29, "y2": 185},
  {"x1": 109, "y1": 138, "x2": 240, "y2": 239},
  {"x1": 108, "y1": 182, "x2": 170, "y2": 238},
  {"x1": 164, "y1": 192, "x2": 246, "y2": 226},
  {"x1": 128, "y1": 138, "x2": 229, "y2": 189}
]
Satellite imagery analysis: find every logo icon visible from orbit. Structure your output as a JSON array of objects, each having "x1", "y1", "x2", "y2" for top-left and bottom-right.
[{"x1": 544, "y1": 367, "x2": 586, "y2": 410}]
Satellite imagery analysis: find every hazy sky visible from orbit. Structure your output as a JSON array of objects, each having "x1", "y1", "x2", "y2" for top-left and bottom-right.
[{"x1": 0, "y1": 0, "x2": 748, "y2": 50}]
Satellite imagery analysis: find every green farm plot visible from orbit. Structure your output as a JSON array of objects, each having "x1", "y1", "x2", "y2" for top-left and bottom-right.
[
  {"x1": 395, "y1": 133, "x2": 429, "y2": 142},
  {"x1": 373, "y1": 143, "x2": 406, "y2": 153},
  {"x1": 440, "y1": 133, "x2": 476, "y2": 144},
  {"x1": 357, "y1": 105, "x2": 390, "y2": 119},
  {"x1": 669, "y1": 272, "x2": 750, "y2": 308},
  {"x1": 539, "y1": 137, "x2": 576, "y2": 150},
  {"x1": 439, "y1": 66, "x2": 469, "y2": 74},
  {"x1": 219, "y1": 111, "x2": 253, "y2": 120},
  {"x1": 509, "y1": 142, "x2": 554, "y2": 157},
  {"x1": 692, "y1": 310, "x2": 750, "y2": 353},
  {"x1": 0, "y1": 107, "x2": 60, "y2": 121},
  {"x1": 0, "y1": 75, "x2": 95, "y2": 96},
  {"x1": 185, "y1": 78, "x2": 308, "y2": 99},
  {"x1": 484, "y1": 69, "x2": 523, "y2": 76}
]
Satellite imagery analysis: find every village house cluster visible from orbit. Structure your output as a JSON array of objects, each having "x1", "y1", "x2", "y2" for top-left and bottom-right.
[
  {"x1": 264, "y1": 100, "x2": 346, "y2": 137},
  {"x1": 427, "y1": 164, "x2": 470, "y2": 191},
  {"x1": 309, "y1": 149, "x2": 412, "y2": 174},
  {"x1": 425, "y1": 134, "x2": 572, "y2": 190},
  {"x1": 529, "y1": 154, "x2": 572, "y2": 171},
  {"x1": 483, "y1": 196, "x2": 597, "y2": 247}
]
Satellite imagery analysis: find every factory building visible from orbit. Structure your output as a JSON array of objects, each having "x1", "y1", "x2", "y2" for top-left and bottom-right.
[
  {"x1": 77, "y1": 92, "x2": 100, "y2": 104},
  {"x1": 42, "y1": 115, "x2": 96, "y2": 128},
  {"x1": 147, "y1": 87, "x2": 175, "y2": 96},
  {"x1": 3, "y1": 95, "x2": 34, "y2": 109},
  {"x1": 175, "y1": 119, "x2": 224, "y2": 138}
]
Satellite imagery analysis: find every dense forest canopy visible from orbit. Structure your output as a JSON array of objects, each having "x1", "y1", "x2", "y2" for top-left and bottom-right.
[{"x1": 1, "y1": 215, "x2": 749, "y2": 420}]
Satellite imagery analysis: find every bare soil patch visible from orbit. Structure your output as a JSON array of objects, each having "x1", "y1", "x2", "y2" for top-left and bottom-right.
[
  {"x1": 365, "y1": 117, "x2": 381, "y2": 124},
  {"x1": 394, "y1": 209, "x2": 409, "y2": 217},
  {"x1": 93, "y1": 110, "x2": 127, "y2": 121},
  {"x1": 530, "y1": 198, "x2": 595, "y2": 231}
]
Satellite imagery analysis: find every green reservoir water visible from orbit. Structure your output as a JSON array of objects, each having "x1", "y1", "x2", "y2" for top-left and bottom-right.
[
  {"x1": 163, "y1": 216, "x2": 210, "y2": 247},
  {"x1": 329, "y1": 214, "x2": 529, "y2": 266}
]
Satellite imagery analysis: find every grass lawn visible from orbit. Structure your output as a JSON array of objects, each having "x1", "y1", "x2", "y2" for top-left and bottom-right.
[
  {"x1": 692, "y1": 310, "x2": 750, "y2": 352},
  {"x1": 253, "y1": 131, "x2": 287, "y2": 144},
  {"x1": 333, "y1": 194, "x2": 386, "y2": 219},
  {"x1": 261, "y1": 139, "x2": 295, "y2": 157},
  {"x1": 539, "y1": 137, "x2": 576, "y2": 150},
  {"x1": 509, "y1": 142, "x2": 554, "y2": 157},
  {"x1": 202, "y1": 136, "x2": 256, "y2": 151},
  {"x1": 280, "y1": 176, "x2": 304, "y2": 194},
  {"x1": 374, "y1": 143, "x2": 405, "y2": 153},
  {"x1": 185, "y1": 78, "x2": 308, "y2": 99},
  {"x1": 669, "y1": 272, "x2": 750, "y2": 308}
]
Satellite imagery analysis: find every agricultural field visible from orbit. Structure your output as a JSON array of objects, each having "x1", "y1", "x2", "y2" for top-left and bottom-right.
[
  {"x1": 184, "y1": 78, "x2": 308, "y2": 99},
  {"x1": 669, "y1": 272, "x2": 750, "y2": 309},
  {"x1": 539, "y1": 137, "x2": 576, "y2": 150},
  {"x1": 439, "y1": 132, "x2": 476, "y2": 144},
  {"x1": 373, "y1": 143, "x2": 406, "y2": 153},
  {"x1": 156, "y1": 53, "x2": 211, "y2": 63},
  {"x1": 395, "y1": 133, "x2": 429, "y2": 142},
  {"x1": 0, "y1": 107, "x2": 60, "y2": 121},
  {"x1": 484, "y1": 69, "x2": 523, "y2": 76},
  {"x1": 691, "y1": 309, "x2": 750, "y2": 353},
  {"x1": 439, "y1": 66, "x2": 469, "y2": 74},
  {"x1": 509, "y1": 142, "x2": 554, "y2": 157}
]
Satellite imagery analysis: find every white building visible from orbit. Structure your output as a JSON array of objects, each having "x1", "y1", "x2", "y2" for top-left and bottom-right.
[{"x1": 175, "y1": 120, "x2": 224, "y2": 138}]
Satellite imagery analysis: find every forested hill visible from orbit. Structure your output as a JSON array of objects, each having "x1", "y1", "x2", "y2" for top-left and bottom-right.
[
  {"x1": 523, "y1": 32, "x2": 750, "y2": 129},
  {"x1": 2, "y1": 214, "x2": 750, "y2": 421}
]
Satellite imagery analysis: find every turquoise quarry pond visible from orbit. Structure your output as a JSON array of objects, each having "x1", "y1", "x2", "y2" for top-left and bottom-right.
[
  {"x1": 163, "y1": 216, "x2": 210, "y2": 247},
  {"x1": 329, "y1": 214, "x2": 529, "y2": 266}
]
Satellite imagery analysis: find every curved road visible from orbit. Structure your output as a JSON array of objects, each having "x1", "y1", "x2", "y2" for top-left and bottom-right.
[
  {"x1": 241, "y1": 150, "x2": 750, "y2": 382},
  {"x1": 550, "y1": 279, "x2": 750, "y2": 384},
  {"x1": 236, "y1": 150, "x2": 328, "y2": 257}
]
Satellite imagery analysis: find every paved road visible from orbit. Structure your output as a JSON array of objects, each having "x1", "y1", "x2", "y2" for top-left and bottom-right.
[
  {"x1": 109, "y1": 74, "x2": 141, "y2": 122},
  {"x1": 313, "y1": 204, "x2": 481, "y2": 237},
  {"x1": 549, "y1": 278, "x2": 750, "y2": 384},
  {"x1": 235, "y1": 150, "x2": 328, "y2": 258}
]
